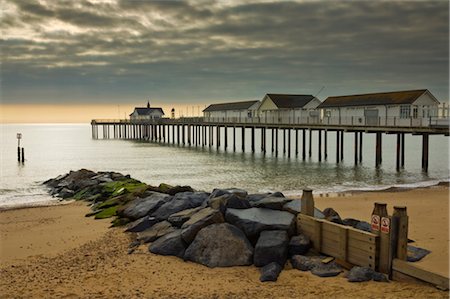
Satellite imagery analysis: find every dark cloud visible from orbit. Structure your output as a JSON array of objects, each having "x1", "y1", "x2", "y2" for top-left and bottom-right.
[{"x1": 1, "y1": 0, "x2": 448, "y2": 105}]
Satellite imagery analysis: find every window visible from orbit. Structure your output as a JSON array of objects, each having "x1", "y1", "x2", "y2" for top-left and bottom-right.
[
  {"x1": 412, "y1": 107, "x2": 418, "y2": 118},
  {"x1": 400, "y1": 105, "x2": 411, "y2": 119}
]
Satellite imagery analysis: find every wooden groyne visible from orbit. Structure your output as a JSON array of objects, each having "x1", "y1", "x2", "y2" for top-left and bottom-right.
[{"x1": 91, "y1": 118, "x2": 449, "y2": 172}]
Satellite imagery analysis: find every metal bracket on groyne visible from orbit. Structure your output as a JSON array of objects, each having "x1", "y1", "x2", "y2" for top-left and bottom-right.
[{"x1": 298, "y1": 191, "x2": 449, "y2": 290}]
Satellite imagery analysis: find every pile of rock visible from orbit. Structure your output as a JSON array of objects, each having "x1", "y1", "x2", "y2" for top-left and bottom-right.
[{"x1": 43, "y1": 169, "x2": 423, "y2": 283}]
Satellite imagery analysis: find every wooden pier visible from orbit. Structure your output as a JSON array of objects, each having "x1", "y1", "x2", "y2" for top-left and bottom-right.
[{"x1": 91, "y1": 118, "x2": 449, "y2": 172}]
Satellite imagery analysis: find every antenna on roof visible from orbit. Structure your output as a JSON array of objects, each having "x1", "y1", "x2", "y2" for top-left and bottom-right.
[{"x1": 314, "y1": 86, "x2": 325, "y2": 98}]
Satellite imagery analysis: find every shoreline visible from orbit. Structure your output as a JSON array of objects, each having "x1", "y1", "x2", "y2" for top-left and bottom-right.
[
  {"x1": 0, "y1": 186, "x2": 448, "y2": 298},
  {"x1": 1, "y1": 179, "x2": 448, "y2": 212}
]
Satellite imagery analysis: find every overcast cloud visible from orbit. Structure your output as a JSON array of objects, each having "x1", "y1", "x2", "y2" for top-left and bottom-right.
[{"x1": 1, "y1": 0, "x2": 449, "y2": 105}]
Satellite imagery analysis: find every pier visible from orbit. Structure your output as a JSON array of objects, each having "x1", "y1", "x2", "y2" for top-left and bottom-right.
[{"x1": 91, "y1": 117, "x2": 449, "y2": 172}]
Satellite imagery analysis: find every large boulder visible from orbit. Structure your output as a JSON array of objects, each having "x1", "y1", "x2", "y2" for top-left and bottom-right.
[
  {"x1": 149, "y1": 230, "x2": 186, "y2": 258},
  {"x1": 167, "y1": 207, "x2": 203, "y2": 227},
  {"x1": 122, "y1": 192, "x2": 171, "y2": 220},
  {"x1": 246, "y1": 192, "x2": 285, "y2": 203},
  {"x1": 125, "y1": 216, "x2": 158, "y2": 233},
  {"x1": 288, "y1": 234, "x2": 311, "y2": 257},
  {"x1": 251, "y1": 196, "x2": 292, "y2": 210},
  {"x1": 208, "y1": 194, "x2": 251, "y2": 213},
  {"x1": 225, "y1": 208, "x2": 296, "y2": 241},
  {"x1": 151, "y1": 192, "x2": 209, "y2": 220},
  {"x1": 58, "y1": 187, "x2": 75, "y2": 199},
  {"x1": 282, "y1": 200, "x2": 325, "y2": 218},
  {"x1": 184, "y1": 223, "x2": 254, "y2": 268},
  {"x1": 181, "y1": 208, "x2": 224, "y2": 244},
  {"x1": 64, "y1": 169, "x2": 98, "y2": 191},
  {"x1": 209, "y1": 188, "x2": 248, "y2": 200},
  {"x1": 260, "y1": 262, "x2": 283, "y2": 282},
  {"x1": 254, "y1": 230, "x2": 289, "y2": 267},
  {"x1": 137, "y1": 221, "x2": 176, "y2": 243}
]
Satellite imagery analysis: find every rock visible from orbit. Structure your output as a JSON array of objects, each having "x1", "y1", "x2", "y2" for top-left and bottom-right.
[
  {"x1": 137, "y1": 221, "x2": 176, "y2": 243},
  {"x1": 58, "y1": 187, "x2": 75, "y2": 199},
  {"x1": 181, "y1": 208, "x2": 224, "y2": 244},
  {"x1": 63, "y1": 169, "x2": 98, "y2": 192},
  {"x1": 322, "y1": 207, "x2": 343, "y2": 224},
  {"x1": 94, "y1": 206, "x2": 117, "y2": 219},
  {"x1": 342, "y1": 218, "x2": 360, "y2": 227},
  {"x1": 372, "y1": 272, "x2": 389, "y2": 282},
  {"x1": 342, "y1": 218, "x2": 371, "y2": 232},
  {"x1": 246, "y1": 193, "x2": 272, "y2": 202},
  {"x1": 209, "y1": 188, "x2": 230, "y2": 199},
  {"x1": 259, "y1": 262, "x2": 283, "y2": 282},
  {"x1": 167, "y1": 207, "x2": 203, "y2": 227},
  {"x1": 251, "y1": 196, "x2": 292, "y2": 210},
  {"x1": 208, "y1": 194, "x2": 251, "y2": 213},
  {"x1": 152, "y1": 192, "x2": 209, "y2": 221},
  {"x1": 166, "y1": 185, "x2": 195, "y2": 196},
  {"x1": 209, "y1": 188, "x2": 247, "y2": 200},
  {"x1": 282, "y1": 200, "x2": 325, "y2": 218},
  {"x1": 225, "y1": 208, "x2": 296, "y2": 241},
  {"x1": 122, "y1": 192, "x2": 171, "y2": 220},
  {"x1": 149, "y1": 230, "x2": 186, "y2": 258},
  {"x1": 291, "y1": 255, "x2": 323, "y2": 271},
  {"x1": 125, "y1": 216, "x2": 158, "y2": 233},
  {"x1": 288, "y1": 234, "x2": 311, "y2": 257},
  {"x1": 254, "y1": 230, "x2": 289, "y2": 267},
  {"x1": 310, "y1": 262, "x2": 342, "y2": 277},
  {"x1": 184, "y1": 223, "x2": 254, "y2": 268},
  {"x1": 407, "y1": 245, "x2": 431, "y2": 262},
  {"x1": 347, "y1": 266, "x2": 375, "y2": 282}
]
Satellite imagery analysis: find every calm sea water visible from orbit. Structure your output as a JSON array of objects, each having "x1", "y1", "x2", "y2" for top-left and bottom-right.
[{"x1": 0, "y1": 124, "x2": 449, "y2": 209}]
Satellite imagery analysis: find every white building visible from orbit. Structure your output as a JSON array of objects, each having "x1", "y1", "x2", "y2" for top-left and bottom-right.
[
  {"x1": 130, "y1": 102, "x2": 165, "y2": 121},
  {"x1": 203, "y1": 100, "x2": 260, "y2": 122},
  {"x1": 318, "y1": 89, "x2": 440, "y2": 127},
  {"x1": 257, "y1": 94, "x2": 321, "y2": 124}
]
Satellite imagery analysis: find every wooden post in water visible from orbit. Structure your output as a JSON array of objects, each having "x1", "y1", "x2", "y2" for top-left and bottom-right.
[
  {"x1": 422, "y1": 133, "x2": 429, "y2": 172},
  {"x1": 359, "y1": 131, "x2": 363, "y2": 163},
  {"x1": 336, "y1": 131, "x2": 340, "y2": 164},
  {"x1": 271, "y1": 128, "x2": 275, "y2": 153},
  {"x1": 21, "y1": 147, "x2": 25, "y2": 163},
  {"x1": 302, "y1": 129, "x2": 306, "y2": 160},
  {"x1": 400, "y1": 133, "x2": 405, "y2": 168},
  {"x1": 340, "y1": 131, "x2": 344, "y2": 161},
  {"x1": 354, "y1": 132, "x2": 358, "y2": 165},
  {"x1": 224, "y1": 126, "x2": 228, "y2": 150},
  {"x1": 308, "y1": 129, "x2": 312, "y2": 158},
  {"x1": 393, "y1": 206, "x2": 408, "y2": 260},
  {"x1": 375, "y1": 132, "x2": 382, "y2": 167},
  {"x1": 324, "y1": 129, "x2": 328, "y2": 160},
  {"x1": 318, "y1": 129, "x2": 322, "y2": 162},
  {"x1": 241, "y1": 127, "x2": 245, "y2": 152},
  {"x1": 295, "y1": 129, "x2": 299, "y2": 156},
  {"x1": 17, "y1": 133, "x2": 22, "y2": 162},
  {"x1": 288, "y1": 129, "x2": 291, "y2": 158},
  {"x1": 233, "y1": 126, "x2": 236, "y2": 152},
  {"x1": 301, "y1": 189, "x2": 314, "y2": 217},
  {"x1": 275, "y1": 128, "x2": 279, "y2": 157},
  {"x1": 217, "y1": 126, "x2": 220, "y2": 149},
  {"x1": 251, "y1": 127, "x2": 255, "y2": 153},
  {"x1": 262, "y1": 127, "x2": 266, "y2": 154},
  {"x1": 396, "y1": 133, "x2": 401, "y2": 171}
]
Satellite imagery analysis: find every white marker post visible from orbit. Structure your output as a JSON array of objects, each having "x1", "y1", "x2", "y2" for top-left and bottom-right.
[{"x1": 17, "y1": 133, "x2": 22, "y2": 162}]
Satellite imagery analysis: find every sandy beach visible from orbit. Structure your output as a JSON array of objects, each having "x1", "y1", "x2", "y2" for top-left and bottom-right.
[{"x1": 0, "y1": 187, "x2": 448, "y2": 298}]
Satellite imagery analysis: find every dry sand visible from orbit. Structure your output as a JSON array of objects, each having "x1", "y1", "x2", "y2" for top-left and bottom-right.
[{"x1": 0, "y1": 188, "x2": 448, "y2": 298}]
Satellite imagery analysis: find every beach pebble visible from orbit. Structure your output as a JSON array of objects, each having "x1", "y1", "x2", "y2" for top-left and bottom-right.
[
  {"x1": 259, "y1": 262, "x2": 283, "y2": 282},
  {"x1": 254, "y1": 230, "x2": 289, "y2": 267}
]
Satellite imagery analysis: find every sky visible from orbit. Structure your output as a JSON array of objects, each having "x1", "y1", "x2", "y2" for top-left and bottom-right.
[{"x1": 1, "y1": 0, "x2": 449, "y2": 122}]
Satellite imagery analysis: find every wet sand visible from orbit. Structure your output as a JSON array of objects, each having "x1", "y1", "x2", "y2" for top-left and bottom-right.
[{"x1": 0, "y1": 188, "x2": 448, "y2": 298}]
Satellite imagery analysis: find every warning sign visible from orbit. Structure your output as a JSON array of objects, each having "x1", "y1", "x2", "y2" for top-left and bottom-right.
[
  {"x1": 381, "y1": 217, "x2": 390, "y2": 234},
  {"x1": 371, "y1": 215, "x2": 380, "y2": 231}
]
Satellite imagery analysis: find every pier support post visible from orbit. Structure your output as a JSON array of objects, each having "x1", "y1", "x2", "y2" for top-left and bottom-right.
[
  {"x1": 233, "y1": 126, "x2": 236, "y2": 152},
  {"x1": 308, "y1": 129, "x2": 312, "y2": 158},
  {"x1": 302, "y1": 129, "x2": 306, "y2": 160},
  {"x1": 251, "y1": 127, "x2": 255, "y2": 153},
  {"x1": 359, "y1": 132, "x2": 363, "y2": 163},
  {"x1": 241, "y1": 127, "x2": 245, "y2": 152},
  {"x1": 401, "y1": 133, "x2": 405, "y2": 168},
  {"x1": 340, "y1": 131, "x2": 344, "y2": 161},
  {"x1": 271, "y1": 128, "x2": 275, "y2": 153},
  {"x1": 354, "y1": 132, "x2": 358, "y2": 165},
  {"x1": 275, "y1": 128, "x2": 279, "y2": 157},
  {"x1": 422, "y1": 133, "x2": 429, "y2": 172},
  {"x1": 375, "y1": 132, "x2": 382, "y2": 167},
  {"x1": 336, "y1": 131, "x2": 340, "y2": 164},
  {"x1": 295, "y1": 129, "x2": 299, "y2": 156},
  {"x1": 216, "y1": 126, "x2": 220, "y2": 149},
  {"x1": 318, "y1": 130, "x2": 322, "y2": 162},
  {"x1": 288, "y1": 129, "x2": 291, "y2": 158},
  {"x1": 224, "y1": 126, "x2": 228, "y2": 150},
  {"x1": 396, "y1": 133, "x2": 401, "y2": 171},
  {"x1": 324, "y1": 130, "x2": 328, "y2": 160}
]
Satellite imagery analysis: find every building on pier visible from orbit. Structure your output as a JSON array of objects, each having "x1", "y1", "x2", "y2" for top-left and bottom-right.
[
  {"x1": 257, "y1": 94, "x2": 321, "y2": 124},
  {"x1": 318, "y1": 89, "x2": 440, "y2": 127},
  {"x1": 130, "y1": 101, "x2": 164, "y2": 121},
  {"x1": 203, "y1": 100, "x2": 260, "y2": 121}
]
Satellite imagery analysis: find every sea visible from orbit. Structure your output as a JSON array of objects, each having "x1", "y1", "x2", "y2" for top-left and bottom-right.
[{"x1": 1, "y1": 123, "x2": 449, "y2": 209}]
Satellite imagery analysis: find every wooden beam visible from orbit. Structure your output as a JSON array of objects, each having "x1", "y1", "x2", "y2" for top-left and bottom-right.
[{"x1": 392, "y1": 259, "x2": 449, "y2": 290}]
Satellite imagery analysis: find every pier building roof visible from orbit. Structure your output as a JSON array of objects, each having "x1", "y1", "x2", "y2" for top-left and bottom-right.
[
  {"x1": 318, "y1": 89, "x2": 438, "y2": 108},
  {"x1": 265, "y1": 94, "x2": 318, "y2": 109},
  {"x1": 203, "y1": 100, "x2": 259, "y2": 112}
]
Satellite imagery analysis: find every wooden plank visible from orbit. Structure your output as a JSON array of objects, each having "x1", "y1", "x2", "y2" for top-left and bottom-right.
[
  {"x1": 348, "y1": 250, "x2": 376, "y2": 269},
  {"x1": 321, "y1": 229, "x2": 339, "y2": 243},
  {"x1": 348, "y1": 237, "x2": 376, "y2": 253},
  {"x1": 392, "y1": 259, "x2": 449, "y2": 290},
  {"x1": 347, "y1": 228, "x2": 377, "y2": 243},
  {"x1": 322, "y1": 222, "x2": 342, "y2": 234},
  {"x1": 312, "y1": 220, "x2": 322, "y2": 251},
  {"x1": 339, "y1": 227, "x2": 348, "y2": 261}
]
